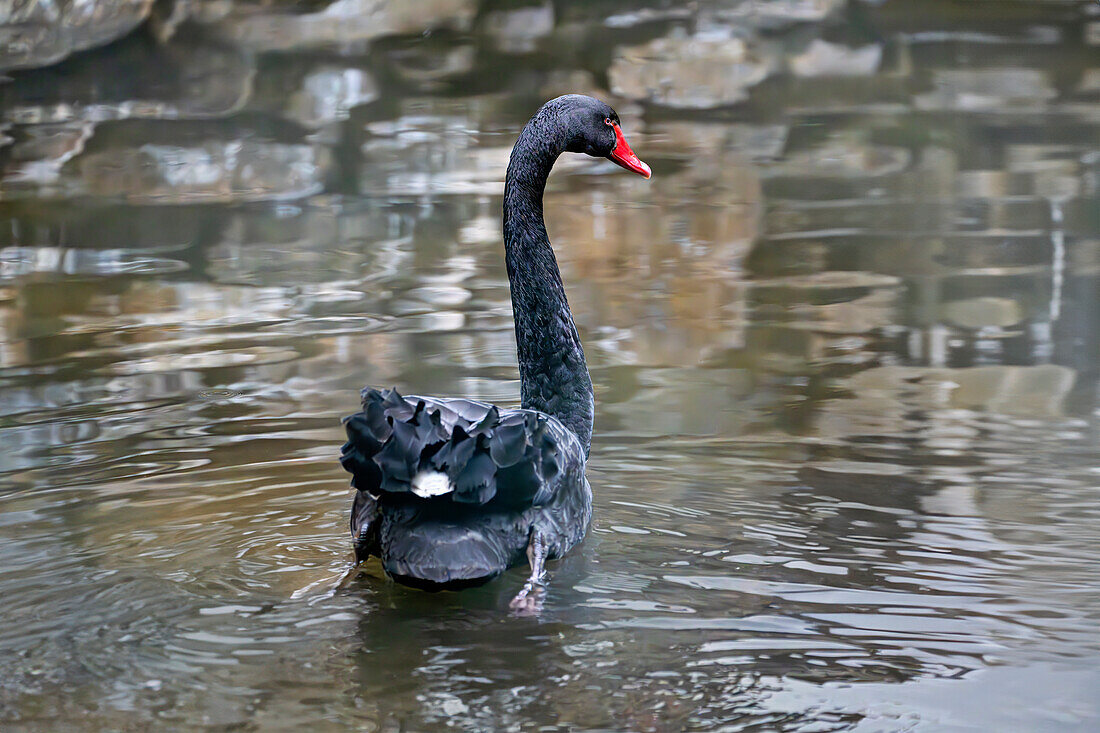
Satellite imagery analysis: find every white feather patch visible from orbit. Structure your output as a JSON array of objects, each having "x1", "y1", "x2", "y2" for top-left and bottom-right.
[{"x1": 411, "y1": 470, "x2": 453, "y2": 498}]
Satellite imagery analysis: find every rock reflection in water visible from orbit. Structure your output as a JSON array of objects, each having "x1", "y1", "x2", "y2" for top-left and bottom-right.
[{"x1": 1, "y1": 0, "x2": 1099, "y2": 730}]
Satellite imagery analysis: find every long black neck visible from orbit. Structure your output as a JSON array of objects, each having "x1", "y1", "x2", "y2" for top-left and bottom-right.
[{"x1": 503, "y1": 113, "x2": 594, "y2": 454}]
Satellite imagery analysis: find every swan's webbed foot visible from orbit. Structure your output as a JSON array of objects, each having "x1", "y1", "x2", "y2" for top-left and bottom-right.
[
  {"x1": 509, "y1": 530, "x2": 548, "y2": 615},
  {"x1": 509, "y1": 581, "x2": 545, "y2": 615}
]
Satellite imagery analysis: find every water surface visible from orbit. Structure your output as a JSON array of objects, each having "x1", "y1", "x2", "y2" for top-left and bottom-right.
[{"x1": 1, "y1": 1, "x2": 1098, "y2": 730}]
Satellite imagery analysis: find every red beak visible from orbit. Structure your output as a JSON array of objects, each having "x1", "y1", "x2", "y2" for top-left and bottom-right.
[{"x1": 608, "y1": 123, "x2": 651, "y2": 179}]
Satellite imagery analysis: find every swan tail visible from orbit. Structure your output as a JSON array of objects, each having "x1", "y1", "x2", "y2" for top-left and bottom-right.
[
  {"x1": 377, "y1": 517, "x2": 515, "y2": 589},
  {"x1": 341, "y1": 388, "x2": 560, "y2": 509}
]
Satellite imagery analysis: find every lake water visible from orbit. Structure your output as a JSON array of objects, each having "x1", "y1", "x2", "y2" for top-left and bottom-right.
[{"x1": 1, "y1": 0, "x2": 1098, "y2": 730}]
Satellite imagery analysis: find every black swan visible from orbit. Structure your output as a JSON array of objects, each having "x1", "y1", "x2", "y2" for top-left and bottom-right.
[{"x1": 340, "y1": 95, "x2": 651, "y2": 608}]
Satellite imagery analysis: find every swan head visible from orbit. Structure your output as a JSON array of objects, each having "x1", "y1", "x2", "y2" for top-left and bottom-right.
[{"x1": 551, "y1": 94, "x2": 652, "y2": 179}]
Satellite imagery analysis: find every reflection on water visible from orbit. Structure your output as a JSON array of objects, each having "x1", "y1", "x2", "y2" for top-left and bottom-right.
[{"x1": 2, "y1": 0, "x2": 1099, "y2": 729}]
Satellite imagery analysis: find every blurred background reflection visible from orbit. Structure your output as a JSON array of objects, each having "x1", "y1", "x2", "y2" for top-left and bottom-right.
[{"x1": 1, "y1": 0, "x2": 1098, "y2": 730}]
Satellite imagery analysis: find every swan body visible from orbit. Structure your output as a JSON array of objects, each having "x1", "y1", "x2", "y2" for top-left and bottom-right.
[
  {"x1": 341, "y1": 95, "x2": 650, "y2": 602},
  {"x1": 343, "y1": 390, "x2": 590, "y2": 591}
]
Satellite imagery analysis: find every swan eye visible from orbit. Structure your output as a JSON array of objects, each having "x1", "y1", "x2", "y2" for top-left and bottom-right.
[{"x1": 604, "y1": 118, "x2": 612, "y2": 126}]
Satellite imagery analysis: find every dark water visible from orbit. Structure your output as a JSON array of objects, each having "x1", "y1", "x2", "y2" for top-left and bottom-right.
[{"x1": 2, "y1": 1, "x2": 1099, "y2": 730}]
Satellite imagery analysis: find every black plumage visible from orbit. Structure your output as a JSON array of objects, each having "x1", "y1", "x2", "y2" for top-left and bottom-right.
[
  {"x1": 342, "y1": 387, "x2": 568, "y2": 508},
  {"x1": 341, "y1": 95, "x2": 650, "y2": 598}
]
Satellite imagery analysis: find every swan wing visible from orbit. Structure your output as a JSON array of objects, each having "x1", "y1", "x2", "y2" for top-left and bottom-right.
[{"x1": 341, "y1": 388, "x2": 577, "y2": 509}]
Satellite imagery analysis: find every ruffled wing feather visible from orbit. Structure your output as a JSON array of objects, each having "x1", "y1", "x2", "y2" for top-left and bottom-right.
[{"x1": 341, "y1": 388, "x2": 572, "y2": 509}]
